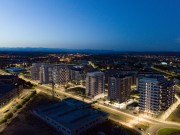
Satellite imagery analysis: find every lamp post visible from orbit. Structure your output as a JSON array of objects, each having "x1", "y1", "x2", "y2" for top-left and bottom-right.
[
  {"x1": 15, "y1": 83, "x2": 19, "y2": 97},
  {"x1": 52, "y1": 81, "x2": 55, "y2": 101}
]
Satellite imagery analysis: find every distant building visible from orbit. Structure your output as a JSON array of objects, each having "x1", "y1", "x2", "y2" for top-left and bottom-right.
[
  {"x1": 138, "y1": 75, "x2": 175, "y2": 116},
  {"x1": 79, "y1": 60, "x2": 88, "y2": 66},
  {"x1": 30, "y1": 63, "x2": 42, "y2": 80},
  {"x1": 108, "y1": 75, "x2": 131, "y2": 103},
  {"x1": 6, "y1": 67, "x2": 26, "y2": 74},
  {"x1": 33, "y1": 98, "x2": 108, "y2": 135},
  {"x1": 86, "y1": 71, "x2": 105, "y2": 99},
  {"x1": 161, "y1": 62, "x2": 168, "y2": 65}
]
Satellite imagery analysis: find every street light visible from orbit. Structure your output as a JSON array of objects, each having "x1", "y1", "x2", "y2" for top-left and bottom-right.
[{"x1": 52, "y1": 81, "x2": 55, "y2": 101}]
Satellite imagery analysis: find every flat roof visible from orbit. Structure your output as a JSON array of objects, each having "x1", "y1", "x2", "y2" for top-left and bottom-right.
[
  {"x1": 6, "y1": 68, "x2": 26, "y2": 72},
  {"x1": 34, "y1": 98, "x2": 108, "y2": 130},
  {"x1": 87, "y1": 71, "x2": 104, "y2": 76},
  {"x1": 0, "y1": 75, "x2": 17, "y2": 79},
  {"x1": 0, "y1": 83, "x2": 15, "y2": 97}
]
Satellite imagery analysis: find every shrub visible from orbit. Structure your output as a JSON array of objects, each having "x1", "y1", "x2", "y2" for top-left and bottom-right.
[
  {"x1": 0, "y1": 118, "x2": 7, "y2": 124},
  {"x1": 21, "y1": 91, "x2": 36, "y2": 105},
  {"x1": 16, "y1": 104, "x2": 22, "y2": 109},
  {"x1": 4, "y1": 112, "x2": 13, "y2": 119},
  {"x1": 21, "y1": 100, "x2": 26, "y2": 105}
]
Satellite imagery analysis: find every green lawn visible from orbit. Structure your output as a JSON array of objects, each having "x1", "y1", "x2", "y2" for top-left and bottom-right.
[{"x1": 157, "y1": 128, "x2": 180, "y2": 135}]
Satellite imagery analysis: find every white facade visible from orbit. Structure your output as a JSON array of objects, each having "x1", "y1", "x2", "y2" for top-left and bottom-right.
[{"x1": 138, "y1": 75, "x2": 175, "y2": 116}]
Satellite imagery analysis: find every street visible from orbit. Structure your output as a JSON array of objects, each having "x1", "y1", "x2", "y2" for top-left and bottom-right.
[{"x1": 0, "y1": 69, "x2": 180, "y2": 135}]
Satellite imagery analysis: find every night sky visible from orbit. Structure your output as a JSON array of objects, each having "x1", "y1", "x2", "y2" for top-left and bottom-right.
[{"x1": 0, "y1": 0, "x2": 180, "y2": 51}]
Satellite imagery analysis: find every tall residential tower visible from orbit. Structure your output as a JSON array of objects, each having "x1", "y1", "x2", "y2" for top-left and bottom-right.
[
  {"x1": 30, "y1": 63, "x2": 42, "y2": 80},
  {"x1": 108, "y1": 75, "x2": 131, "y2": 103},
  {"x1": 138, "y1": 75, "x2": 175, "y2": 116},
  {"x1": 86, "y1": 71, "x2": 105, "y2": 99}
]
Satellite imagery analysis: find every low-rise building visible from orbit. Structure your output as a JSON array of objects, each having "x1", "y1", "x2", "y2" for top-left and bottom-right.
[
  {"x1": 0, "y1": 75, "x2": 18, "y2": 83},
  {"x1": 6, "y1": 67, "x2": 26, "y2": 74},
  {"x1": 0, "y1": 75, "x2": 23, "y2": 107},
  {"x1": 33, "y1": 98, "x2": 108, "y2": 135}
]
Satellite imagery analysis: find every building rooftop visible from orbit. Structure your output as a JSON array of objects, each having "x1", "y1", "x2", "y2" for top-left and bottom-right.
[
  {"x1": 109, "y1": 74, "x2": 132, "y2": 78},
  {"x1": 0, "y1": 75, "x2": 18, "y2": 80},
  {"x1": 0, "y1": 83, "x2": 15, "y2": 97},
  {"x1": 6, "y1": 68, "x2": 26, "y2": 72},
  {"x1": 87, "y1": 71, "x2": 104, "y2": 76},
  {"x1": 34, "y1": 98, "x2": 108, "y2": 130},
  {"x1": 139, "y1": 75, "x2": 174, "y2": 87}
]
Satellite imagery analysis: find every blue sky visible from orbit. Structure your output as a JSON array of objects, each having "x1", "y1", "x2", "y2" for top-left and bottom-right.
[{"x1": 0, "y1": 0, "x2": 180, "y2": 51}]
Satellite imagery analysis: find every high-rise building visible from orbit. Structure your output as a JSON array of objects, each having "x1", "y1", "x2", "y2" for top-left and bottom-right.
[
  {"x1": 53, "y1": 65, "x2": 70, "y2": 85},
  {"x1": 70, "y1": 67, "x2": 86, "y2": 84},
  {"x1": 86, "y1": 71, "x2": 105, "y2": 99},
  {"x1": 108, "y1": 75, "x2": 131, "y2": 103},
  {"x1": 30, "y1": 63, "x2": 71, "y2": 85},
  {"x1": 104, "y1": 69, "x2": 137, "y2": 86},
  {"x1": 39, "y1": 64, "x2": 54, "y2": 84},
  {"x1": 30, "y1": 63, "x2": 42, "y2": 80},
  {"x1": 138, "y1": 75, "x2": 175, "y2": 116}
]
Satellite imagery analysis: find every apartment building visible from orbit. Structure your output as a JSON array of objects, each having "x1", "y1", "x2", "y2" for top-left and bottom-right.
[
  {"x1": 138, "y1": 75, "x2": 175, "y2": 116},
  {"x1": 108, "y1": 75, "x2": 131, "y2": 103},
  {"x1": 39, "y1": 64, "x2": 54, "y2": 84},
  {"x1": 30, "y1": 63, "x2": 42, "y2": 80},
  {"x1": 53, "y1": 65, "x2": 70, "y2": 85},
  {"x1": 86, "y1": 71, "x2": 105, "y2": 99},
  {"x1": 0, "y1": 75, "x2": 23, "y2": 107},
  {"x1": 70, "y1": 67, "x2": 86, "y2": 84}
]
